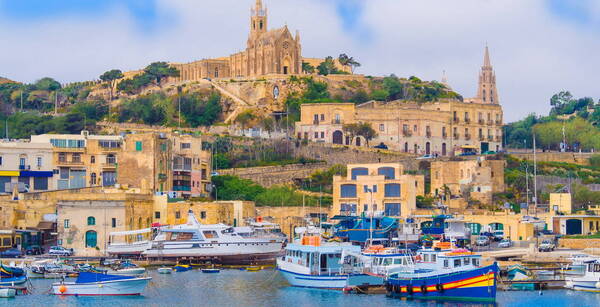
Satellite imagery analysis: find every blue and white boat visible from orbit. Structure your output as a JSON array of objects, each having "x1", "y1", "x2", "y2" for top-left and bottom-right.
[
  {"x1": 565, "y1": 260, "x2": 600, "y2": 292},
  {"x1": 343, "y1": 245, "x2": 414, "y2": 287},
  {"x1": 0, "y1": 264, "x2": 27, "y2": 285},
  {"x1": 52, "y1": 272, "x2": 151, "y2": 296},
  {"x1": 385, "y1": 248, "x2": 498, "y2": 302},
  {"x1": 277, "y1": 236, "x2": 375, "y2": 289}
]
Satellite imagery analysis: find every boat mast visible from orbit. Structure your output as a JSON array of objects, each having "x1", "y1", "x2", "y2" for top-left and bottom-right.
[{"x1": 533, "y1": 134, "x2": 538, "y2": 217}]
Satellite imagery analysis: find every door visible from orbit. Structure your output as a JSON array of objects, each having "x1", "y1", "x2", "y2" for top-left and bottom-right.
[
  {"x1": 0, "y1": 177, "x2": 10, "y2": 193},
  {"x1": 566, "y1": 219, "x2": 582, "y2": 235},
  {"x1": 332, "y1": 130, "x2": 343, "y2": 145},
  {"x1": 481, "y1": 142, "x2": 489, "y2": 153},
  {"x1": 356, "y1": 137, "x2": 361, "y2": 146},
  {"x1": 425, "y1": 142, "x2": 431, "y2": 155},
  {"x1": 85, "y1": 230, "x2": 97, "y2": 248},
  {"x1": 442, "y1": 143, "x2": 447, "y2": 156},
  {"x1": 70, "y1": 170, "x2": 86, "y2": 189},
  {"x1": 102, "y1": 171, "x2": 116, "y2": 187}
]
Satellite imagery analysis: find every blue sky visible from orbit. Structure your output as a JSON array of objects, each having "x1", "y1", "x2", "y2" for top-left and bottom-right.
[{"x1": 0, "y1": 0, "x2": 598, "y2": 122}]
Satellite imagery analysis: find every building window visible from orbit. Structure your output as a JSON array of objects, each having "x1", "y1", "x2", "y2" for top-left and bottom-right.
[
  {"x1": 106, "y1": 154, "x2": 116, "y2": 164},
  {"x1": 85, "y1": 230, "x2": 97, "y2": 248},
  {"x1": 64, "y1": 219, "x2": 70, "y2": 229},
  {"x1": 350, "y1": 167, "x2": 368, "y2": 180},
  {"x1": 91, "y1": 173, "x2": 97, "y2": 185},
  {"x1": 340, "y1": 184, "x2": 357, "y2": 198},
  {"x1": 0, "y1": 156, "x2": 2, "y2": 165},
  {"x1": 200, "y1": 211, "x2": 207, "y2": 219},
  {"x1": 377, "y1": 167, "x2": 395, "y2": 179},
  {"x1": 379, "y1": 124, "x2": 384, "y2": 131},
  {"x1": 320, "y1": 114, "x2": 325, "y2": 121},
  {"x1": 334, "y1": 114, "x2": 341, "y2": 124},
  {"x1": 320, "y1": 132, "x2": 325, "y2": 138},
  {"x1": 34, "y1": 177, "x2": 48, "y2": 190},
  {"x1": 72, "y1": 153, "x2": 81, "y2": 163},
  {"x1": 413, "y1": 125, "x2": 417, "y2": 132},
  {"x1": 340, "y1": 203, "x2": 357, "y2": 213},
  {"x1": 112, "y1": 218, "x2": 117, "y2": 228},
  {"x1": 175, "y1": 211, "x2": 181, "y2": 219},
  {"x1": 384, "y1": 203, "x2": 401, "y2": 216},
  {"x1": 181, "y1": 143, "x2": 191, "y2": 149},
  {"x1": 384, "y1": 183, "x2": 401, "y2": 197},
  {"x1": 87, "y1": 216, "x2": 96, "y2": 226},
  {"x1": 58, "y1": 153, "x2": 66, "y2": 163},
  {"x1": 155, "y1": 211, "x2": 161, "y2": 219},
  {"x1": 90, "y1": 156, "x2": 95, "y2": 164},
  {"x1": 37, "y1": 157, "x2": 42, "y2": 168},
  {"x1": 135, "y1": 141, "x2": 143, "y2": 151},
  {"x1": 314, "y1": 132, "x2": 318, "y2": 138},
  {"x1": 19, "y1": 157, "x2": 26, "y2": 167}
]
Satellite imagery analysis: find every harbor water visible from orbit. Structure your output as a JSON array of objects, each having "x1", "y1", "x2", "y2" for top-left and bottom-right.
[{"x1": 0, "y1": 269, "x2": 598, "y2": 307}]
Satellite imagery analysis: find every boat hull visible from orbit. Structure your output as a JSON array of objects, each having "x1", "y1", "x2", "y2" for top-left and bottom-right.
[
  {"x1": 106, "y1": 268, "x2": 146, "y2": 276},
  {"x1": 278, "y1": 268, "x2": 350, "y2": 289},
  {"x1": 386, "y1": 264, "x2": 498, "y2": 302},
  {"x1": 52, "y1": 277, "x2": 151, "y2": 296},
  {"x1": 346, "y1": 273, "x2": 385, "y2": 287},
  {"x1": 0, "y1": 276, "x2": 27, "y2": 286},
  {"x1": 566, "y1": 278, "x2": 600, "y2": 292}
]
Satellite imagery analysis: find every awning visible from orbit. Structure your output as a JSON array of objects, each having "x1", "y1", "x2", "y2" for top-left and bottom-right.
[
  {"x1": 0, "y1": 171, "x2": 19, "y2": 177},
  {"x1": 109, "y1": 228, "x2": 152, "y2": 236},
  {"x1": 20, "y1": 171, "x2": 53, "y2": 177},
  {"x1": 461, "y1": 145, "x2": 478, "y2": 149},
  {"x1": 35, "y1": 221, "x2": 55, "y2": 230}
]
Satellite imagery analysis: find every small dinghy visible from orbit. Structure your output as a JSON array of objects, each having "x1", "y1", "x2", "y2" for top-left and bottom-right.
[
  {"x1": 201, "y1": 268, "x2": 220, "y2": 274},
  {"x1": 107, "y1": 267, "x2": 146, "y2": 276},
  {"x1": 157, "y1": 267, "x2": 172, "y2": 274},
  {"x1": 245, "y1": 266, "x2": 261, "y2": 272},
  {"x1": 0, "y1": 288, "x2": 16, "y2": 298},
  {"x1": 52, "y1": 272, "x2": 151, "y2": 296},
  {"x1": 174, "y1": 264, "x2": 191, "y2": 272}
]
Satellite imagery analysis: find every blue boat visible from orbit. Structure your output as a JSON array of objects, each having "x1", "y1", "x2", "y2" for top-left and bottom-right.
[
  {"x1": 174, "y1": 264, "x2": 192, "y2": 272},
  {"x1": 0, "y1": 264, "x2": 27, "y2": 285},
  {"x1": 332, "y1": 216, "x2": 397, "y2": 244},
  {"x1": 385, "y1": 248, "x2": 498, "y2": 302}
]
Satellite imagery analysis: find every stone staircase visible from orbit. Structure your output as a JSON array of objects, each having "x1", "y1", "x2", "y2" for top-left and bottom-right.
[{"x1": 208, "y1": 80, "x2": 251, "y2": 123}]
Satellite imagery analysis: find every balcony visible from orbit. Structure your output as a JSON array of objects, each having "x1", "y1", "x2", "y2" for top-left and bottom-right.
[
  {"x1": 402, "y1": 130, "x2": 412, "y2": 137},
  {"x1": 18, "y1": 165, "x2": 31, "y2": 170},
  {"x1": 426, "y1": 131, "x2": 432, "y2": 138},
  {"x1": 465, "y1": 133, "x2": 471, "y2": 140},
  {"x1": 332, "y1": 119, "x2": 343, "y2": 125},
  {"x1": 173, "y1": 164, "x2": 192, "y2": 171},
  {"x1": 312, "y1": 120, "x2": 320, "y2": 125},
  {"x1": 453, "y1": 118, "x2": 459, "y2": 124},
  {"x1": 488, "y1": 135, "x2": 494, "y2": 141},
  {"x1": 478, "y1": 135, "x2": 484, "y2": 141},
  {"x1": 464, "y1": 118, "x2": 471, "y2": 124},
  {"x1": 454, "y1": 134, "x2": 460, "y2": 140},
  {"x1": 487, "y1": 120, "x2": 494, "y2": 126},
  {"x1": 102, "y1": 162, "x2": 117, "y2": 168},
  {"x1": 495, "y1": 136, "x2": 502, "y2": 142},
  {"x1": 495, "y1": 120, "x2": 502, "y2": 125},
  {"x1": 57, "y1": 160, "x2": 84, "y2": 166},
  {"x1": 478, "y1": 119, "x2": 485, "y2": 125},
  {"x1": 442, "y1": 133, "x2": 448, "y2": 139}
]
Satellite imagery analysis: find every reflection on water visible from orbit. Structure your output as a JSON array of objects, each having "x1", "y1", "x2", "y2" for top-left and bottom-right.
[{"x1": 0, "y1": 269, "x2": 599, "y2": 307}]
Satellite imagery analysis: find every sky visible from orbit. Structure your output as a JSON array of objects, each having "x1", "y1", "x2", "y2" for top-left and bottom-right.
[{"x1": 0, "y1": 0, "x2": 599, "y2": 122}]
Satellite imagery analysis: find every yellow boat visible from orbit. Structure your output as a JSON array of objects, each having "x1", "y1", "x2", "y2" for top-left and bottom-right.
[{"x1": 245, "y1": 266, "x2": 261, "y2": 272}]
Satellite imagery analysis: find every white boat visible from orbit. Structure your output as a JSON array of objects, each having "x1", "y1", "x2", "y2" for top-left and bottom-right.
[
  {"x1": 143, "y1": 211, "x2": 285, "y2": 263},
  {"x1": 107, "y1": 228, "x2": 153, "y2": 256},
  {"x1": 566, "y1": 253, "x2": 599, "y2": 275},
  {"x1": 0, "y1": 288, "x2": 16, "y2": 298},
  {"x1": 52, "y1": 272, "x2": 151, "y2": 296},
  {"x1": 157, "y1": 267, "x2": 172, "y2": 274},
  {"x1": 343, "y1": 245, "x2": 414, "y2": 287},
  {"x1": 566, "y1": 260, "x2": 600, "y2": 292},
  {"x1": 106, "y1": 267, "x2": 146, "y2": 276},
  {"x1": 277, "y1": 235, "x2": 376, "y2": 289}
]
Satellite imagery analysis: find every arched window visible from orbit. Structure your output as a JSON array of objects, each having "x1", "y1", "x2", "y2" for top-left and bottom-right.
[
  {"x1": 138, "y1": 217, "x2": 142, "y2": 229},
  {"x1": 87, "y1": 216, "x2": 96, "y2": 226},
  {"x1": 404, "y1": 142, "x2": 408, "y2": 153}
]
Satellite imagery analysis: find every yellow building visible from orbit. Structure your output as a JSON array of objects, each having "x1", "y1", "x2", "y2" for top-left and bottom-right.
[
  {"x1": 154, "y1": 200, "x2": 255, "y2": 227},
  {"x1": 459, "y1": 213, "x2": 535, "y2": 241},
  {"x1": 550, "y1": 193, "x2": 572, "y2": 214},
  {"x1": 332, "y1": 163, "x2": 423, "y2": 217},
  {"x1": 430, "y1": 157, "x2": 505, "y2": 205},
  {"x1": 295, "y1": 47, "x2": 503, "y2": 155},
  {"x1": 552, "y1": 215, "x2": 600, "y2": 235}
]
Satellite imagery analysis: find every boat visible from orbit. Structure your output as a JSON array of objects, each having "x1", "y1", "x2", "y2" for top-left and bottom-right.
[
  {"x1": 506, "y1": 264, "x2": 535, "y2": 290},
  {"x1": 245, "y1": 266, "x2": 261, "y2": 272},
  {"x1": 105, "y1": 262, "x2": 146, "y2": 276},
  {"x1": 107, "y1": 228, "x2": 154, "y2": 257},
  {"x1": 143, "y1": 210, "x2": 285, "y2": 264},
  {"x1": 332, "y1": 215, "x2": 398, "y2": 244},
  {"x1": 343, "y1": 245, "x2": 414, "y2": 287},
  {"x1": 277, "y1": 235, "x2": 377, "y2": 289},
  {"x1": 202, "y1": 268, "x2": 221, "y2": 273},
  {"x1": 0, "y1": 264, "x2": 27, "y2": 285},
  {"x1": 157, "y1": 267, "x2": 173, "y2": 274},
  {"x1": 385, "y1": 248, "x2": 498, "y2": 302},
  {"x1": 0, "y1": 288, "x2": 16, "y2": 298},
  {"x1": 52, "y1": 272, "x2": 151, "y2": 296},
  {"x1": 565, "y1": 260, "x2": 600, "y2": 292},
  {"x1": 566, "y1": 253, "x2": 598, "y2": 275},
  {"x1": 174, "y1": 264, "x2": 192, "y2": 272}
]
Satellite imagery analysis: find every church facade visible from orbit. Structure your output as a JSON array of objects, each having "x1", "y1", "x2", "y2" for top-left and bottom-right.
[{"x1": 169, "y1": 0, "x2": 302, "y2": 82}]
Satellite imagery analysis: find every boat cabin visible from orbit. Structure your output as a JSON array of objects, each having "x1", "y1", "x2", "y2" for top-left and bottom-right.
[
  {"x1": 416, "y1": 249, "x2": 481, "y2": 271},
  {"x1": 282, "y1": 237, "x2": 361, "y2": 276}
]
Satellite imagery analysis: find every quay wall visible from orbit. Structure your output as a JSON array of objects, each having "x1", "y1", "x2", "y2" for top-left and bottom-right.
[{"x1": 558, "y1": 238, "x2": 600, "y2": 249}]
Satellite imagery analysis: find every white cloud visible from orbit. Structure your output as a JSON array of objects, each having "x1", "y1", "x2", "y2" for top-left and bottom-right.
[{"x1": 0, "y1": 0, "x2": 598, "y2": 122}]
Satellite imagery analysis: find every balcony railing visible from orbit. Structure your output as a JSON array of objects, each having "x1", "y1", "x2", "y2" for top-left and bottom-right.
[
  {"x1": 465, "y1": 133, "x2": 471, "y2": 140},
  {"x1": 426, "y1": 132, "x2": 432, "y2": 138},
  {"x1": 488, "y1": 135, "x2": 494, "y2": 141},
  {"x1": 495, "y1": 120, "x2": 502, "y2": 125},
  {"x1": 487, "y1": 120, "x2": 494, "y2": 126},
  {"x1": 453, "y1": 118, "x2": 459, "y2": 124},
  {"x1": 57, "y1": 160, "x2": 84, "y2": 165},
  {"x1": 332, "y1": 119, "x2": 342, "y2": 125},
  {"x1": 454, "y1": 134, "x2": 460, "y2": 140},
  {"x1": 102, "y1": 162, "x2": 117, "y2": 168},
  {"x1": 464, "y1": 118, "x2": 471, "y2": 124},
  {"x1": 478, "y1": 119, "x2": 485, "y2": 125},
  {"x1": 478, "y1": 135, "x2": 485, "y2": 141},
  {"x1": 495, "y1": 136, "x2": 502, "y2": 142},
  {"x1": 18, "y1": 165, "x2": 30, "y2": 170},
  {"x1": 442, "y1": 133, "x2": 448, "y2": 139},
  {"x1": 312, "y1": 120, "x2": 319, "y2": 125},
  {"x1": 402, "y1": 130, "x2": 412, "y2": 137}
]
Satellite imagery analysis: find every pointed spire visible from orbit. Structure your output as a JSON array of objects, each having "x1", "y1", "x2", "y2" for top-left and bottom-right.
[{"x1": 483, "y1": 44, "x2": 491, "y2": 67}]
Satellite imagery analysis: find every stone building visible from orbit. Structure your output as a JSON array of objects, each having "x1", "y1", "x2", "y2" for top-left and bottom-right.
[
  {"x1": 168, "y1": 0, "x2": 302, "y2": 82},
  {"x1": 294, "y1": 47, "x2": 504, "y2": 155},
  {"x1": 0, "y1": 140, "x2": 56, "y2": 193},
  {"x1": 154, "y1": 200, "x2": 255, "y2": 227},
  {"x1": 332, "y1": 163, "x2": 424, "y2": 218},
  {"x1": 430, "y1": 157, "x2": 505, "y2": 205},
  {"x1": 171, "y1": 134, "x2": 212, "y2": 198}
]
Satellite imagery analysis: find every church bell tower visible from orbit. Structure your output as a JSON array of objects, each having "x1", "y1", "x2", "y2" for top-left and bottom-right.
[
  {"x1": 250, "y1": 0, "x2": 268, "y2": 39},
  {"x1": 477, "y1": 45, "x2": 499, "y2": 104}
]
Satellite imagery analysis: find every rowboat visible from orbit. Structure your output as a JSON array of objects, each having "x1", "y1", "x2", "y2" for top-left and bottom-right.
[
  {"x1": 52, "y1": 272, "x2": 151, "y2": 296},
  {"x1": 174, "y1": 264, "x2": 191, "y2": 272},
  {"x1": 157, "y1": 267, "x2": 173, "y2": 274},
  {"x1": 201, "y1": 268, "x2": 221, "y2": 273}
]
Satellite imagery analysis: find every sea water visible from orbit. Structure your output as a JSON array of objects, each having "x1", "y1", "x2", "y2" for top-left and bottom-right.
[{"x1": 1, "y1": 269, "x2": 597, "y2": 307}]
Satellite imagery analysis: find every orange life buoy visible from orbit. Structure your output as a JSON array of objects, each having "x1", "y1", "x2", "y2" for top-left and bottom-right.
[{"x1": 59, "y1": 285, "x2": 67, "y2": 293}]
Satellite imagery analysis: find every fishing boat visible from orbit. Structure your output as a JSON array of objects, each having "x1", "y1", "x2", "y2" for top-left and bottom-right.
[
  {"x1": 0, "y1": 264, "x2": 27, "y2": 285},
  {"x1": 506, "y1": 264, "x2": 535, "y2": 290},
  {"x1": 174, "y1": 264, "x2": 191, "y2": 272},
  {"x1": 202, "y1": 268, "x2": 221, "y2": 273},
  {"x1": 143, "y1": 211, "x2": 285, "y2": 264},
  {"x1": 0, "y1": 288, "x2": 16, "y2": 298},
  {"x1": 277, "y1": 235, "x2": 376, "y2": 289},
  {"x1": 52, "y1": 272, "x2": 151, "y2": 296},
  {"x1": 566, "y1": 253, "x2": 598, "y2": 275},
  {"x1": 385, "y1": 248, "x2": 498, "y2": 302},
  {"x1": 343, "y1": 245, "x2": 414, "y2": 287},
  {"x1": 157, "y1": 267, "x2": 172, "y2": 274},
  {"x1": 565, "y1": 260, "x2": 600, "y2": 292},
  {"x1": 106, "y1": 261, "x2": 146, "y2": 276}
]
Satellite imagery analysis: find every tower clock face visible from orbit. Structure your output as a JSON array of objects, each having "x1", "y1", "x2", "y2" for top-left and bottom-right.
[{"x1": 283, "y1": 42, "x2": 289, "y2": 49}]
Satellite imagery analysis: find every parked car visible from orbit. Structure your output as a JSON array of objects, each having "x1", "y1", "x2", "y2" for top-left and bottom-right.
[
  {"x1": 498, "y1": 239, "x2": 512, "y2": 248},
  {"x1": 416, "y1": 154, "x2": 434, "y2": 160},
  {"x1": 48, "y1": 246, "x2": 73, "y2": 256},
  {"x1": 374, "y1": 142, "x2": 388, "y2": 150},
  {"x1": 0, "y1": 248, "x2": 23, "y2": 258},
  {"x1": 475, "y1": 236, "x2": 490, "y2": 246},
  {"x1": 493, "y1": 230, "x2": 504, "y2": 241},
  {"x1": 25, "y1": 245, "x2": 43, "y2": 255},
  {"x1": 539, "y1": 240, "x2": 555, "y2": 252},
  {"x1": 210, "y1": 171, "x2": 220, "y2": 177}
]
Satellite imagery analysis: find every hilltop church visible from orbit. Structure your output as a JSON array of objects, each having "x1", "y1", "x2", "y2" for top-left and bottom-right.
[{"x1": 169, "y1": 0, "x2": 303, "y2": 82}]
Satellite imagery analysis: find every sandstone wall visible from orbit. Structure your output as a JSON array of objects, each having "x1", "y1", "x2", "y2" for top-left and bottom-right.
[
  {"x1": 512, "y1": 152, "x2": 593, "y2": 166},
  {"x1": 219, "y1": 162, "x2": 328, "y2": 187},
  {"x1": 559, "y1": 238, "x2": 600, "y2": 249}
]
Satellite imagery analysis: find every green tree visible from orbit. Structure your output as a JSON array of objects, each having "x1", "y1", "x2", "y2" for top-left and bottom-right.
[
  {"x1": 356, "y1": 122, "x2": 378, "y2": 146},
  {"x1": 302, "y1": 62, "x2": 315, "y2": 74},
  {"x1": 235, "y1": 109, "x2": 257, "y2": 129},
  {"x1": 382, "y1": 74, "x2": 403, "y2": 100},
  {"x1": 550, "y1": 91, "x2": 573, "y2": 107},
  {"x1": 338, "y1": 53, "x2": 360, "y2": 73},
  {"x1": 99, "y1": 69, "x2": 124, "y2": 101},
  {"x1": 317, "y1": 56, "x2": 337, "y2": 76},
  {"x1": 35, "y1": 77, "x2": 61, "y2": 91},
  {"x1": 211, "y1": 175, "x2": 266, "y2": 200},
  {"x1": 143, "y1": 62, "x2": 180, "y2": 86}
]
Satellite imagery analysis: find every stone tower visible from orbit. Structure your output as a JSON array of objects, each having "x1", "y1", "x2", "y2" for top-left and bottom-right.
[
  {"x1": 476, "y1": 45, "x2": 499, "y2": 104},
  {"x1": 250, "y1": 0, "x2": 268, "y2": 40}
]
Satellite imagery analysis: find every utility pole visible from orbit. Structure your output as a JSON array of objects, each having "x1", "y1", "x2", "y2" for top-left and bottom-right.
[
  {"x1": 533, "y1": 134, "x2": 538, "y2": 216},
  {"x1": 20, "y1": 91, "x2": 23, "y2": 111},
  {"x1": 54, "y1": 91, "x2": 58, "y2": 115}
]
